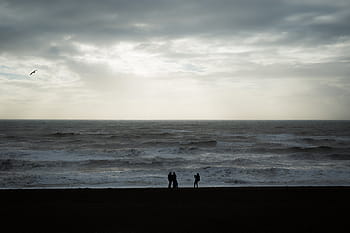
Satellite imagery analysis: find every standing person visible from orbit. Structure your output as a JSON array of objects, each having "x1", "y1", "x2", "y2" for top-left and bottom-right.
[
  {"x1": 194, "y1": 173, "x2": 200, "y2": 188},
  {"x1": 168, "y1": 172, "x2": 173, "y2": 188},
  {"x1": 173, "y1": 172, "x2": 178, "y2": 188}
]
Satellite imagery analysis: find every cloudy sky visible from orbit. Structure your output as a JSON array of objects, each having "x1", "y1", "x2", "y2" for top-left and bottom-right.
[{"x1": 1, "y1": 0, "x2": 350, "y2": 120}]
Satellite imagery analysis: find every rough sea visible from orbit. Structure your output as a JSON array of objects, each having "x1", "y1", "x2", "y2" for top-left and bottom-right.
[{"x1": 1, "y1": 120, "x2": 350, "y2": 188}]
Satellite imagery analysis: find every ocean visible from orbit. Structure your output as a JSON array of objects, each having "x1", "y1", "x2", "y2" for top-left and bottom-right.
[{"x1": 1, "y1": 120, "x2": 350, "y2": 188}]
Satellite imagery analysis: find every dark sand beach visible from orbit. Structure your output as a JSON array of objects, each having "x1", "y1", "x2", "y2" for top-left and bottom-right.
[{"x1": 1, "y1": 186, "x2": 349, "y2": 233}]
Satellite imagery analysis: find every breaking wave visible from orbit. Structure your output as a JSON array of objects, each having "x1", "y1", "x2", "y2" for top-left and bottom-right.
[
  {"x1": 1, "y1": 120, "x2": 350, "y2": 188},
  {"x1": 181, "y1": 140, "x2": 217, "y2": 147}
]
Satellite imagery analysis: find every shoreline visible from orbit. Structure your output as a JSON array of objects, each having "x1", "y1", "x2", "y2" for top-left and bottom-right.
[
  {"x1": 2, "y1": 184, "x2": 350, "y2": 190},
  {"x1": 1, "y1": 186, "x2": 349, "y2": 232}
]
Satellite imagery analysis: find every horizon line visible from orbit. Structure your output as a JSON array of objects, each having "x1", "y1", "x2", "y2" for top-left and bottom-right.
[{"x1": 0, "y1": 118, "x2": 349, "y2": 121}]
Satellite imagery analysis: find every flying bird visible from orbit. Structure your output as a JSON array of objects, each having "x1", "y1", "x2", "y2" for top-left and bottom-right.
[{"x1": 29, "y1": 70, "x2": 37, "y2": 76}]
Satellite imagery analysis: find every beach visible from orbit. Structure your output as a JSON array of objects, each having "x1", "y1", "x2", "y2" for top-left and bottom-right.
[{"x1": 1, "y1": 186, "x2": 349, "y2": 233}]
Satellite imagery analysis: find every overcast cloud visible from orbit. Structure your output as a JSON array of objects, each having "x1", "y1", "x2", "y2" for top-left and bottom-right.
[{"x1": 1, "y1": 0, "x2": 350, "y2": 119}]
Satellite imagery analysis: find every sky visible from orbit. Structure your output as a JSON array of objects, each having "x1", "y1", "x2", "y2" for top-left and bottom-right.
[{"x1": 0, "y1": 0, "x2": 350, "y2": 120}]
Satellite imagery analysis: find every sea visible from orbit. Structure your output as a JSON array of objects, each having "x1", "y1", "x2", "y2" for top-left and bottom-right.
[{"x1": 1, "y1": 120, "x2": 350, "y2": 188}]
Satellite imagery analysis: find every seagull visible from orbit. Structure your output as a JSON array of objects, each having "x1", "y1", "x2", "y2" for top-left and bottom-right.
[{"x1": 29, "y1": 70, "x2": 37, "y2": 76}]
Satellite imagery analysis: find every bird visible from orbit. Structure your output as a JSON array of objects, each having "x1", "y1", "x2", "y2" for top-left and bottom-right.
[{"x1": 29, "y1": 70, "x2": 37, "y2": 76}]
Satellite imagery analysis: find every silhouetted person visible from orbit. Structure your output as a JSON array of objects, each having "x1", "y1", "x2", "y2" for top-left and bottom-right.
[
  {"x1": 194, "y1": 173, "x2": 200, "y2": 188},
  {"x1": 168, "y1": 172, "x2": 173, "y2": 188},
  {"x1": 173, "y1": 172, "x2": 178, "y2": 188}
]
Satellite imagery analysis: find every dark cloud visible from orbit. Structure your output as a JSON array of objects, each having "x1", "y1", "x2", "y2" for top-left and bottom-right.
[{"x1": 1, "y1": 0, "x2": 350, "y2": 56}]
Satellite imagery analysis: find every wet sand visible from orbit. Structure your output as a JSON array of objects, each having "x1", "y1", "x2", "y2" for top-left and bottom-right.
[{"x1": 1, "y1": 186, "x2": 349, "y2": 233}]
